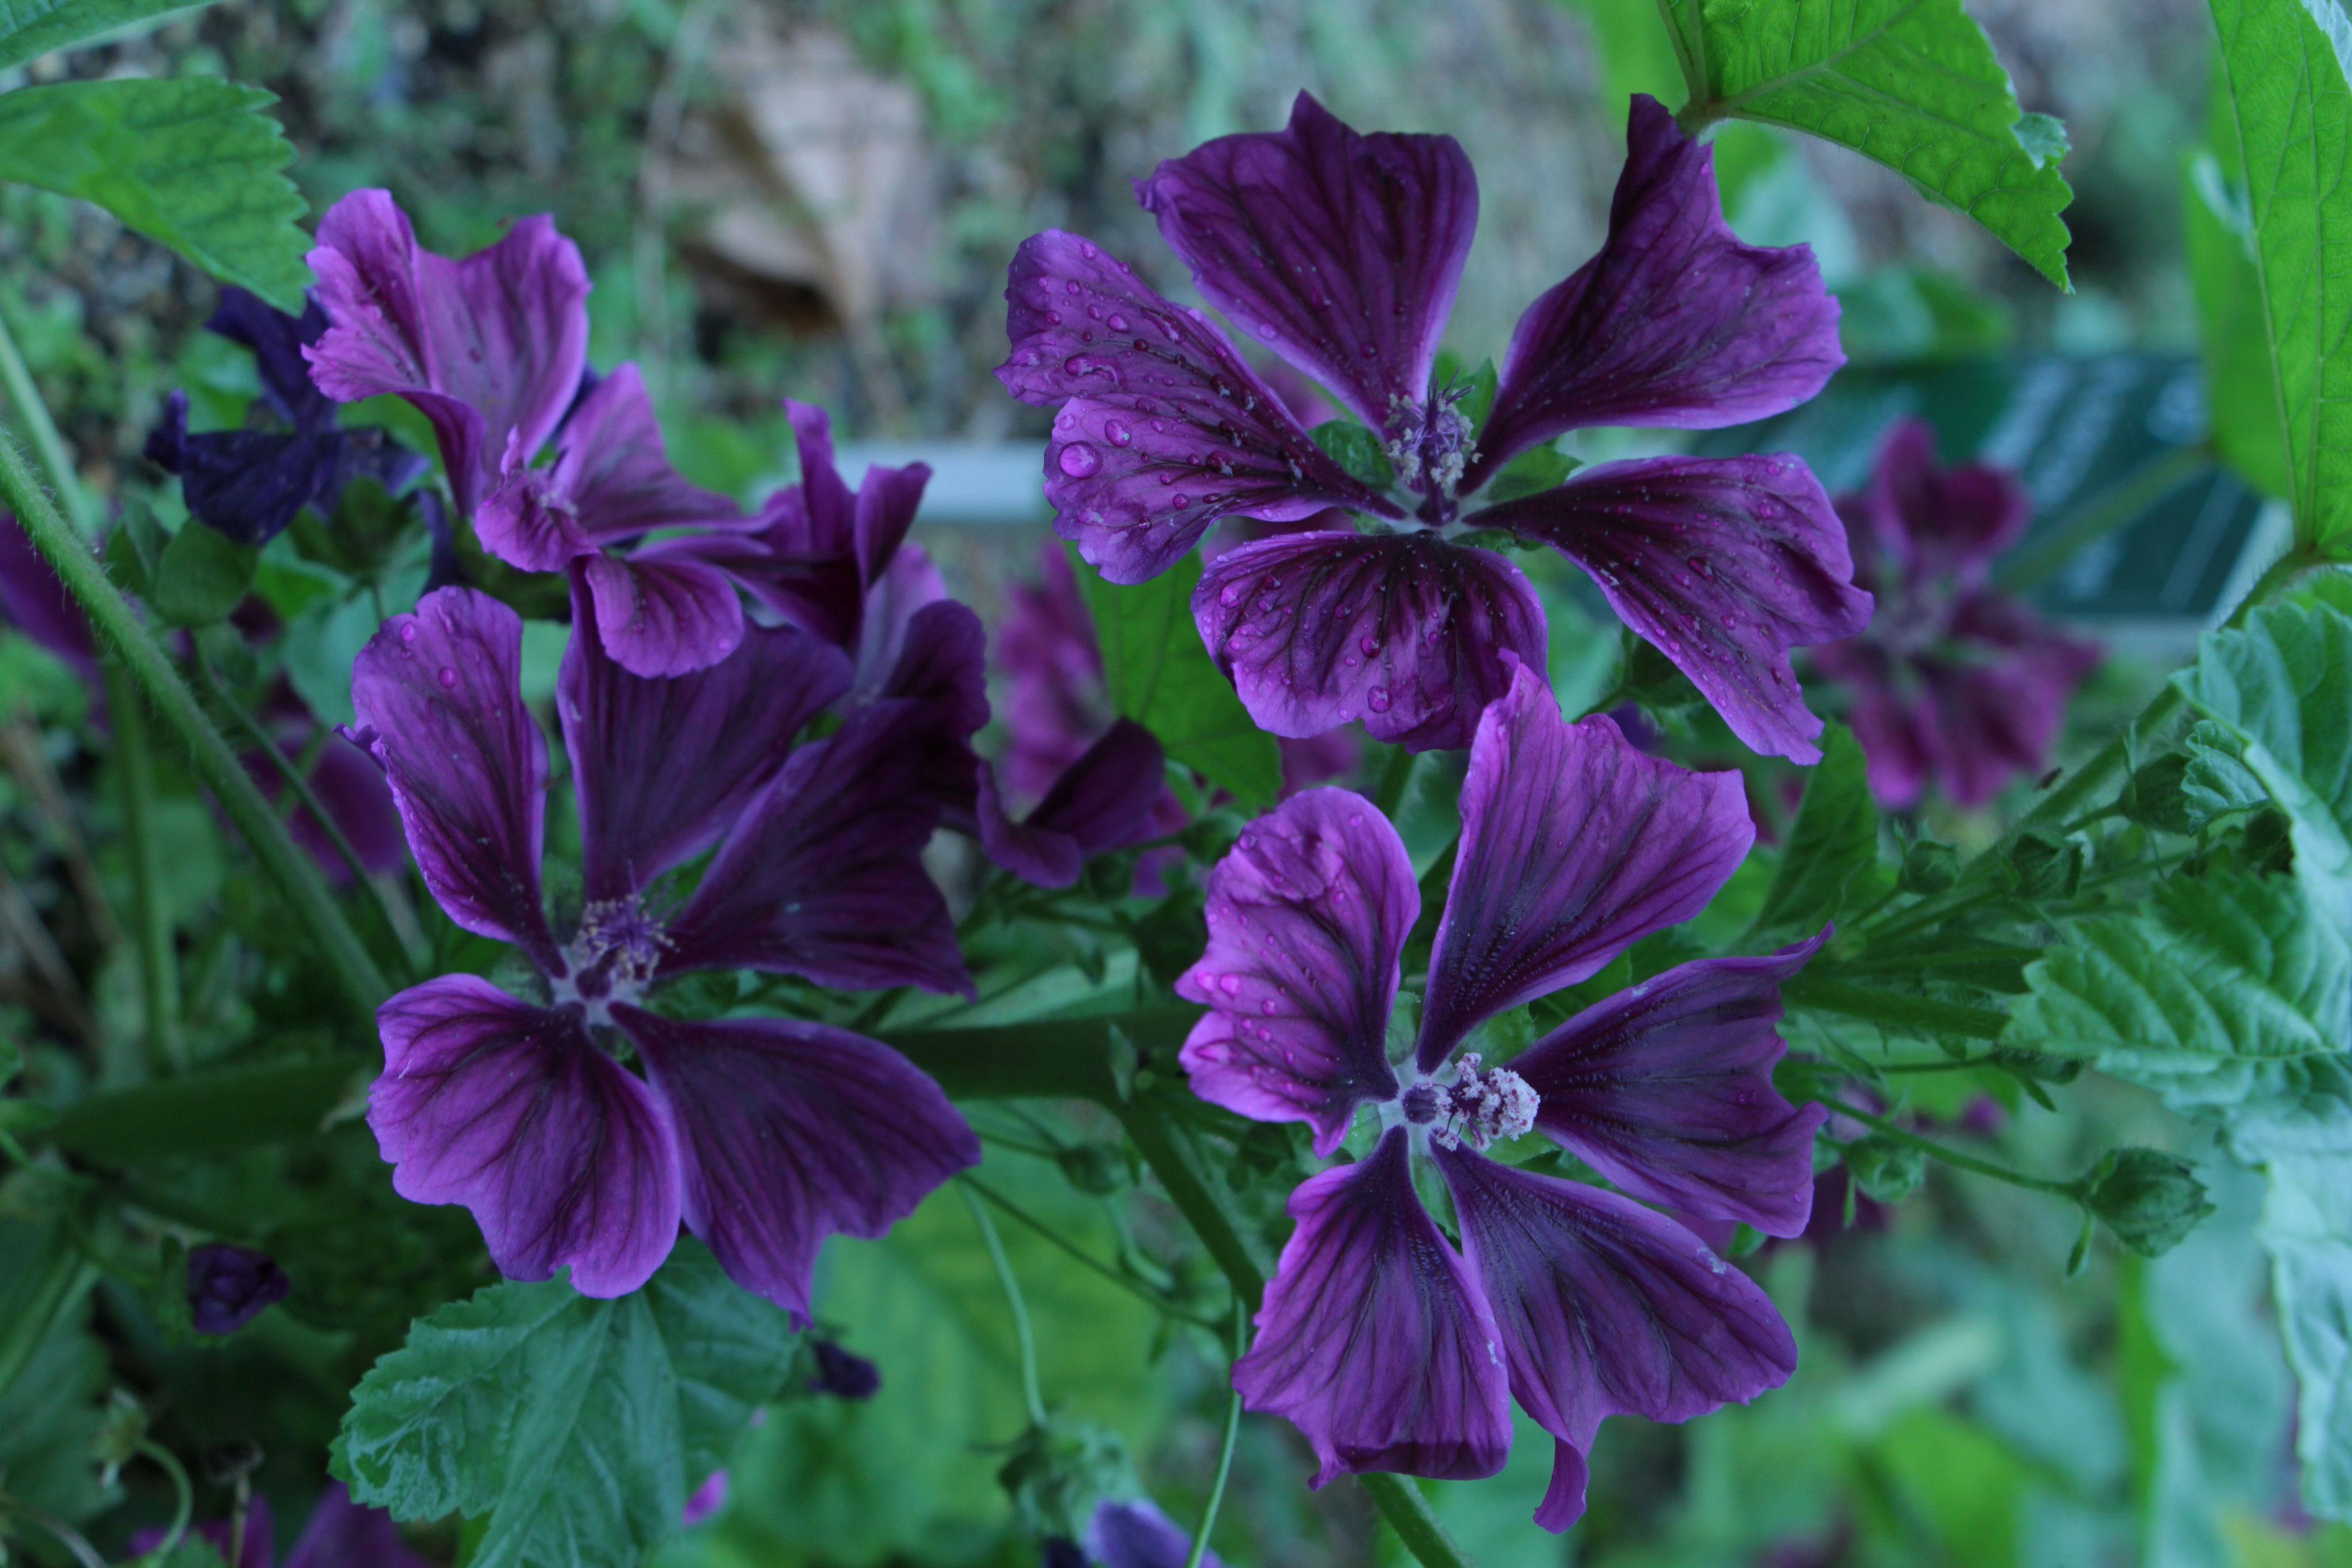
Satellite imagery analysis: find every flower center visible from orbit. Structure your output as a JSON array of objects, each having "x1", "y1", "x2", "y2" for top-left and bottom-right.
[
  {"x1": 1384, "y1": 388, "x2": 1477, "y2": 502},
  {"x1": 1401, "y1": 1053, "x2": 1538, "y2": 1153},
  {"x1": 551, "y1": 897, "x2": 670, "y2": 1021}
]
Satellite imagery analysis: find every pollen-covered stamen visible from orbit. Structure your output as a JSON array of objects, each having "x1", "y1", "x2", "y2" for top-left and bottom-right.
[
  {"x1": 556, "y1": 898, "x2": 672, "y2": 1012},
  {"x1": 1383, "y1": 388, "x2": 1478, "y2": 498},
  {"x1": 1425, "y1": 1053, "x2": 1539, "y2": 1153}
]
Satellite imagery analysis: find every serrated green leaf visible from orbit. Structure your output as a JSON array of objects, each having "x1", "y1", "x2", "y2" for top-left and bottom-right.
[
  {"x1": 1749, "y1": 723, "x2": 1875, "y2": 937},
  {"x1": 1662, "y1": 0, "x2": 2073, "y2": 286},
  {"x1": 1071, "y1": 546, "x2": 1281, "y2": 810},
  {"x1": 0, "y1": 0, "x2": 216, "y2": 72},
  {"x1": 2254, "y1": 1135, "x2": 2352, "y2": 1520},
  {"x1": 0, "y1": 78, "x2": 309, "y2": 311},
  {"x1": 2188, "y1": 60, "x2": 2291, "y2": 500},
  {"x1": 339, "y1": 1240, "x2": 795, "y2": 1568},
  {"x1": 1307, "y1": 419, "x2": 1395, "y2": 491},
  {"x1": 2208, "y1": 0, "x2": 2352, "y2": 551},
  {"x1": 2182, "y1": 722, "x2": 2271, "y2": 826}
]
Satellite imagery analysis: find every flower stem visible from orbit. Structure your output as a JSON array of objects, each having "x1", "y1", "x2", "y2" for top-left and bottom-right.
[
  {"x1": 1822, "y1": 1098, "x2": 2079, "y2": 1198},
  {"x1": 962, "y1": 1182, "x2": 1047, "y2": 1427},
  {"x1": 1359, "y1": 1473, "x2": 1477, "y2": 1568},
  {"x1": 102, "y1": 659, "x2": 181, "y2": 1074},
  {"x1": 137, "y1": 1438, "x2": 194, "y2": 1557},
  {"x1": 0, "y1": 303, "x2": 91, "y2": 537},
  {"x1": 961, "y1": 1172, "x2": 1218, "y2": 1329},
  {"x1": 1117, "y1": 1106, "x2": 1268, "y2": 1310},
  {"x1": 1185, "y1": 1305, "x2": 1247, "y2": 1568},
  {"x1": 0, "y1": 428, "x2": 389, "y2": 1020}
]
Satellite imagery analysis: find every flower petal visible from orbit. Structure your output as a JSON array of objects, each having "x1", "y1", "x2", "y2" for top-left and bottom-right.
[
  {"x1": 1135, "y1": 92, "x2": 1477, "y2": 432},
  {"x1": 1509, "y1": 936, "x2": 1830, "y2": 1237},
  {"x1": 349, "y1": 587, "x2": 559, "y2": 970},
  {"x1": 1175, "y1": 788, "x2": 1411, "y2": 1155},
  {"x1": 1194, "y1": 529, "x2": 1547, "y2": 753},
  {"x1": 617, "y1": 1006, "x2": 978, "y2": 1319},
  {"x1": 1436, "y1": 1147, "x2": 1798, "y2": 1531},
  {"x1": 305, "y1": 191, "x2": 590, "y2": 514},
  {"x1": 372, "y1": 976, "x2": 682, "y2": 1297},
  {"x1": 1234, "y1": 1129, "x2": 1512, "y2": 1484},
  {"x1": 849, "y1": 543, "x2": 949, "y2": 704},
  {"x1": 664, "y1": 697, "x2": 969, "y2": 993},
  {"x1": 996, "y1": 229, "x2": 1395, "y2": 583},
  {"x1": 978, "y1": 718, "x2": 1167, "y2": 888},
  {"x1": 145, "y1": 391, "x2": 428, "y2": 547},
  {"x1": 1476, "y1": 454, "x2": 1872, "y2": 763},
  {"x1": 477, "y1": 363, "x2": 741, "y2": 570},
  {"x1": 0, "y1": 511, "x2": 97, "y2": 683},
  {"x1": 1851, "y1": 419, "x2": 2030, "y2": 590},
  {"x1": 581, "y1": 549, "x2": 746, "y2": 678},
  {"x1": 1085, "y1": 1499, "x2": 1225, "y2": 1568},
  {"x1": 284, "y1": 1484, "x2": 432, "y2": 1568},
  {"x1": 560, "y1": 573, "x2": 851, "y2": 903},
  {"x1": 1468, "y1": 96, "x2": 1842, "y2": 483},
  {"x1": 1419, "y1": 663, "x2": 1752, "y2": 1071},
  {"x1": 206, "y1": 286, "x2": 337, "y2": 434}
]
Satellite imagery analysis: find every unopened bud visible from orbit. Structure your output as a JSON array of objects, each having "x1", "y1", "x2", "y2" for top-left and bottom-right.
[
  {"x1": 2082, "y1": 1148, "x2": 2212, "y2": 1257},
  {"x1": 1900, "y1": 839, "x2": 1960, "y2": 895},
  {"x1": 1844, "y1": 1135, "x2": 1926, "y2": 1204}
]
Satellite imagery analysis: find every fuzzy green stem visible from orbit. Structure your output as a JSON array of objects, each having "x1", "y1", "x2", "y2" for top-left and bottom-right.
[
  {"x1": 1360, "y1": 1474, "x2": 1477, "y2": 1568},
  {"x1": 1185, "y1": 1306, "x2": 1247, "y2": 1568},
  {"x1": 0, "y1": 429, "x2": 388, "y2": 1020},
  {"x1": 961, "y1": 1172, "x2": 1218, "y2": 1329},
  {"x1": 962, "y1": 1182, "x2": 1047, "y2": 1427},
  {"x1": 102, "y1": 660, "x2": 181, "y2": 1073},
  {"x1": 0, "y1": 304, "x2": 91, "y2": 536},
  {"x1": 1823, "y1": 1098, "x2": 2079, "y2": 1197}
]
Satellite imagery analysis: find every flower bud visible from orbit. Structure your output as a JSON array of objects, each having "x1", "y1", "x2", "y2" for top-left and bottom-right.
[
  {"x1": 1844, "y1": 1135, "x2": 1926, "y2": 1204},
  {"x1": 2082, "y1": 1148, "x2": 2213, "y2": 1257},
  {"x1": 808, "y1": 1338, "x2": 881, "y2": 1400},
  {"x1": 1899, "y1": 839, "x2": 1959, "y2": 895},
  {"x1": 188, "y1": 1243, "x2": 290, "y2": 1335}
]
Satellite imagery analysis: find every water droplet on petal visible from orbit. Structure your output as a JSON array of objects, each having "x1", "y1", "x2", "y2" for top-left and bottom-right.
[
  {"x1": 437, "y1": 667, "x2": 458, "y2": 690},
  {"x1": 1366, "y1": 686, "x2": 1392, "y2": 713},
  {"x1": 1058, "y1": 443, "x2": 1102, "y2": 478}
]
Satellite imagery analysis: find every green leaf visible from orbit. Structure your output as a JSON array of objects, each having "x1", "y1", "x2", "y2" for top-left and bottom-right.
[
  {"x1": 1072, "y1": 546, "x2": 1281, "y2": 810},
  {"x1": 1662, "y1": 0, "x2": 2073, "y2": 287},
  {"x1": 1749, "y1": 723, "x2": 1875, "y2": 937},
  {"x1": 2207, "y1": 0, "x2": 2352, "y2": 551},
  {"x1": 1482, "y1": 442, "x2": 1578, "y2": 504},
  {"x1": 0, "y1": 1298, "x2": 113, "y2": 1522},
  {"x1": 338, "y1": 1240, "x2": 796, "y2": 1568},
  {"x1": 2253, "y1": 1131, "x2": 2352, "y2": 1520},
  {"x1": 0, "y1": 78, "x2": 309, "y2": 311},
  {"x1": 150, "y1": 521, "x2": 258, "y2": 627},
  {"x1": 2188, "y1": 68, "x2": 2291, "y2": 499},
  {"x1": 0, "y1": 0, "x2": 217, "y2": 72},
  {"x1": 1306, "y1": 419, "x2": 1396, "y2": 490}
]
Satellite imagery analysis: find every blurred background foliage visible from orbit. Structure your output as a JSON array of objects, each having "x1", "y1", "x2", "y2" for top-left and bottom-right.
[{"x1": 0, "y1": 1, "x2": 2324, "y2": 1566}]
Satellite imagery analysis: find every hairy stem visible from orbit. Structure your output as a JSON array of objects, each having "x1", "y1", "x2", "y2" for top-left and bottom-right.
[
  {"x1": 102, "y1": 660, "x2": 181, "y2": 1074},
  {"x1": 0, "y1": 303, "x2": 91, "y2": 536},
  {"x1": 1823, "y1": 1098, "x2": 2079, "y2": 1198},
  {"x1": 1360, "y1": 1474, "x2": 1477, "y2": 1568}
]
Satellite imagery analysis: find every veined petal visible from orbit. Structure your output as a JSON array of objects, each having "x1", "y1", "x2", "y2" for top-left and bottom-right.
[
  {"x1": 1194, "y1": 529, "x2": 1547, "y2": 753},
  {"x1": 1175, "y1": 789, "x2": 1411, "y2": 1155},
  {"x1": 996, "y1": 230, "x2": 1394, "y2": 584},
  {"x1": 1436, "y1": 1147, "x2": 1798, "y2": 1531},
  {"x1": 1419, "y1": 663, "x2": 1751, "y2": 1071},
  {"x1": 1136, "y1": 92, "x2": 1477, "y2": 432},
  {"x1": 581, "y1": 550, "x2": 746, "y2": 678},
  {"x1": 349, "y1": 587, "x2": 559, "y2": 971},
  {"x1": 978, "y1": 718, "x2": 1167, "y2": 888},
  {"x1": 560, "y1": 573, "x2": 851, "y2": 903},
  {"x1": 1509, "y1": 936, "x2": 1830, "y2": 1237},
  {"x1": 146, "y1": 391, "x2": 428, "y2": 548},
  {"x1": 849, "y1": 543, "x2": 949, "y2": 705},
  {"x1": 1855, "y1": 419, "x2": 2030, "y2": 591},
  {"x1": 1476, "y1": 454, "x2": 1872, "y2": 763},
  {"x1": 665, "y1": 696, "x2": 968, "y2": 993},
  {"x1": 372, "y1": 976, "x2": 682, "y2": 1297},
  {"x1": 617, "y1": 1006, "x2": 978, "y2": 1321},
  {"x1": 304, "y1": 191, "x2": 589, "y2": 514},
  {"x1": 1234, "y1": 1129, "x2": 1512, "y2": 1484},
  {"x1": 207, "y1": 286, "x2": 337, "y2": 433},
  {"x1": 1468, "y1": 96, "x2": 1842, "y2": 484}
]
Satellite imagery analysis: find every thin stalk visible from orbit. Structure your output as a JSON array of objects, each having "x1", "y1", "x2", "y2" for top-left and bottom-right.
[
  {"x1": 0, "y1": 1501, "x2": 107, "y2": 1568},
  {"x1": 1185, "y1": 1305, "x2": 1247, "y2": 1568},
  {"x1": 962, "y1": 1182, "x2": 1047, "y2": 1427},
  {"x1": 1995, "y1": 445, "x2": 2206, "y2": 594},
  {"x1": 0, "y1": 304, "x2": 91, "y2": 535},
  {"x1": 0, "y1": 1234, "x2": 96, "y2": 1401},
  {"x1": 1360, "y1": 1474, "x2": 1476, "y2": 1568},
  {"x1": 103, "y1": 660, "x2": 180, "y2": 1072},
  {"x1": 1118, "y1": 1106, "x2": 1268, "y2": 1310},
  {"x1": 137, "y1": 1438, "x2": 194, "y2": 1557},
  {"x1": 961, "y1": 1172, "x2": 1218, "y2": 1329},
  {"x1": 0, "y1": 430, "x2": 388, "y2": 1019},
  {"x1": 1, "y1": 709, "x2": 118, "y2": 944},
  {"x1": 1823, "y1": 1099, "x2": 2078, "y2": 1197}
]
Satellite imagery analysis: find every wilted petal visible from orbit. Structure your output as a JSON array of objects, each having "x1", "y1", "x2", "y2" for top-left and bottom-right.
[
  {"x1": 145, "y1": 390, "x2": 427, "y2": 547},
  {"x1": 305, "y1": 190, "x2": 590, "y2": 513},
  {"x1": 1509, "y1": 936, "x2": 1829, "y2": 1236},
  {"x1": 1469, "y1": 96, "x2": 1842, "y2": 482},
  {"x1": 349, "y1": 587, "x2": 558, "y2": 970},
  {"x1": 560, "y1": 576, "x2": 851, "y2": 903},
  {"x1": 1235, "y1": 1129, "x2": 1511, "y2": 1483},
  {"x1": 580, "y1": 549, "x2": 745, "y2": 678},
  {"x1": 284, "y1": 1484, "x2": 432, "y2": 1568},
  {"x1": 372, "y1": 976, "x2": 682, "y2": 1297},
  {"x1": 1436, "y1": 1147, "x2": 1798, "y2": 1531},
  {"x1": 1476, "y1": 454, "x2": 1871, "y2": 763},
  {"x1": 665, "y1": 698, "x2": 968, "y2": 993},
  {"x1": 1194, "y1": 529, "x2": 1546, "y2": 753},
  {"x1": 619, "y1": 1006, "x2": 978, "y2": 1319},
  {"x1": 1419, "y1": 663, "x2": 1751, "y2": 1071},
  {"x1": 208, "y1": 286, "x2": 336, "y2": 432},
  {"x1": 996, "y1": 230, "x2": 1395, "y2": 584},
  {"x1": 1174, "y1": 789, "x2": 1411, "y2": 1155},
  {"x1": 978, "y1": 718, "x2": 1166, "y2": 888},
  {"x1": 1136, "y1": 92, "x2": 1477, "y2": 431}
]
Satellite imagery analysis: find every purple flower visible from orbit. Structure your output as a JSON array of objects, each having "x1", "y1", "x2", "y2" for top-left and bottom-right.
[
  {"x1": 809, "y1": 1337, "x2": 883, "y2": 1398},
  {"x1": 187, "y1": 1243, "x2": 290, "y2": 1334},
  {"x1": 1809, "y1": 421, "x2": 2100, "y2": 807},
  {"x1": 680, "y1": 1468, "x2": 730, "y2": 1529},
  {"x1": 977, "y1": 718, "x2": 1170, "y2": 889},
  {"x1": 998, "y1": 94, "x2": 1867, "y2": 759},
  {"x1": 347, "y1": 577, "x2": 981, "y2": 1308},
  {"x1": 145, "y1": 288, "x2": 428, "y2": 546},
  {"x1": 0, "y1": 511, "x2": 97, "y2": 688},
  {"x1": 1174, "y1": 661, "x2": 1824, "y2": 1529},
  {"x1": 1084, "y1": 1498, "x2": 1225, "y2": 1568},
  {"x1": 132, "y1": 1485, "x2": 431, "y2": 1568}
]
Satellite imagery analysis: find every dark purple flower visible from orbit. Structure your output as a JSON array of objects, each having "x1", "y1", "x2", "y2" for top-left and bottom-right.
[
  {"x1": 131, "y1": 1485, "x2": 430, "y2": 1568},
  {"x1": 1085, "y1": 1498, "x2": 1225, "y2": 1568},
  {"x1": 145, "y1": 288, "x2": 428, "y2": 547},
  {"x1": 1810, "y1": 421, "x2": 2099, "y2": 807},
  {"x1": 998, "y1": 94, "x2": 1866, "y2": 759},
  {"x1": 1174, "y1": 661, "x2": 1823, "y2": 1529},
  {"x1": 809, "y1": 1337, "x2": 883, "y2": 1399},
  {"x1": 187, "y1": 1243, "x2": 290, "y2": 1334},
  {"x1": 0, "y1": 511, "x2": 97, "y2": 687},
  {"x1": 347, "y1": 579, "x2": 980, "y2": 1308},
  {"x1": 978, "y1": 718, "x2": 1169, "y2": 889},
  {"x1": 680, "y1": 1469, "x2": 730, "y2": 1528}
]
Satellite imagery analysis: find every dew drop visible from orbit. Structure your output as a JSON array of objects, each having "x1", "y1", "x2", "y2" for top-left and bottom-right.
[
  {"x1": 1366, "y1": 686, "x2": 1392, "y2": 713},
  {"x1": 1219, "y1": 973, "x2": 1242, "y2": 997},
  {"x1": 1058, "y1": 443, "x2": 1102, "y2": 478},
  {"x1": 436, "y1": 666, "x2": 458, "y2": 690},
  {"x1": 1106, "y1": 418, "x2": 1133, "y2": 448},
  {"x1": 1359, "y1": 635, "x2": 1379, "y2": 657},
  {"x1": 1107, "y1": 312, "x2": 1129, "y2": 330}
]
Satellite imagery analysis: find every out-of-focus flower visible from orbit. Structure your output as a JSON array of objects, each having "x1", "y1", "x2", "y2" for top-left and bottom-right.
[
  {"x1": 1177, "y1": 660, "x2": 1823, "y2": 1530},
  {"x1": 187, "y1": 1243, "x2": 290, "y2": 1335},
  {"x1": 0, "y1": 511, "x2": 97, "y2": 687},
  {"x1": 1085, "y1": 1498, "x2": 1225, "y2": 1568},
  {"x1": 130, "y1": 1484, "x2": 430, "y2": 1568},
  {"x1": 1810, "y1": 420, "x2": 2100, "y2": 808},
  {"x1": 345, "y1": 578, "x2": 982, "y2": 1308},
  {"x1": 809, "y1": 1338, "x2": 883, "y2": 1399},
  {"x1": 998, "y1": 95, "x2": 1866, "y2": 757}
]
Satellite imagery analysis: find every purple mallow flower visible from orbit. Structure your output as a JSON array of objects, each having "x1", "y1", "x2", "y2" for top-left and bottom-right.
[
  {"x1": 1085, "y1": 1499, "x2": 1225, "y2": 1568},
  {"x1": 132, "y1": 1484, "x2": 431, "y2": 1568},
  {"x1": 1175, "y1": 662, "x2": 1825, "y2": 1529},
  {"x1": 998, "y1": 94, "x2": 1868, "y2": 759},
  {"x1": 145, "y1": 287, "x2": 427, "y2": 546},
  {"x1": 1809, "y1": 421, "x2": 2100, "y2": 808},
  {"x1": 347, "y1": 576, "x2": 981, "y2": 1308},
  {"x1": 187, "y1": 1242, "x2": 290, "y2": 1334}
]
